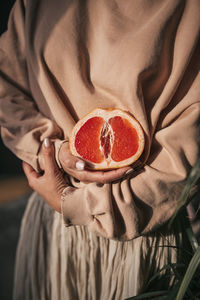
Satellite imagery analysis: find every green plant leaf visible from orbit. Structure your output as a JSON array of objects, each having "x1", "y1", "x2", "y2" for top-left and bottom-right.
[
  {"x1": 186, "y1": 226, "x2": 199, "y2": 252},
  {"x1": 125, "y1": 290, "x2": 168, "y2": 300},
  {"x1": 167, "y1": 282, "x2": 181, "y2": 299},
  {"x1": 169, "y1": 157, "x2": 200, "y2": 226},
  {"x1": 146, "y1": 263, "x2": 185, "y2": 288},
  {"x1": 175, "y1": 246, "x2": 200, "y2": 300}
]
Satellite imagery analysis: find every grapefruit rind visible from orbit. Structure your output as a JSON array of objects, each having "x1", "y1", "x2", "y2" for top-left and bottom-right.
[{"x1": 69, "y1": 108, "x2": 145, "y2": 170}]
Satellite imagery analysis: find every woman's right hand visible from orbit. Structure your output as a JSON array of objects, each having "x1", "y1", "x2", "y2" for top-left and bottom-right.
[
  {"x1": 59, "y1": 142, "x2": 131, "y2": 184},
  {"x1": 23, "y1": 138, "x2": 67, "y2": 213}
]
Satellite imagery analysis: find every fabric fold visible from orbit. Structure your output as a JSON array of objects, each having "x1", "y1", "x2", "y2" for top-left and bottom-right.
[{"x1": 0, "y1": 0, "x2": 200, "y2": 240}]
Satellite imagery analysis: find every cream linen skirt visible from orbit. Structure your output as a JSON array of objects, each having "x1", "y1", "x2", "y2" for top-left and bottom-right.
[{"x1": 13, "y1": 192, "x2": 192, "y2": 300}]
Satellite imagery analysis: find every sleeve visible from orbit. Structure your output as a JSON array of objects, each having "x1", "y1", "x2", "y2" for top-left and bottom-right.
[
  {"x1": 61, "y1": 41, "x2": 200, "y2": 241},
  {"x1": 0, "y1": 0, "x2": 65, "y2": 172}
]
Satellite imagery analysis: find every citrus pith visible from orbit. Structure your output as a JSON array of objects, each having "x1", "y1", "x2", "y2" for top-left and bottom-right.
[{"x1": 69, "y1": 108, "x2": 144, "y2": 169}]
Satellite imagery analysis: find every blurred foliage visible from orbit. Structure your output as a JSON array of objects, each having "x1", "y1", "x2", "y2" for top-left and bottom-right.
[{"x1": 126, "y1": 156, "x2": 200, "y2": 300}]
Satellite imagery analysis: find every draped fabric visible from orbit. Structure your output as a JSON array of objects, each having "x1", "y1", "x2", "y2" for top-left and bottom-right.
[
  {"x1": 0, "y1": 0, "x2": 199, "y2": 240},
  {"x1": 0, "y1": 0, "x2": 199, "y2": 298},
  {"x1": 14, "y1": 193, "x2": 192, "y2": 300}
]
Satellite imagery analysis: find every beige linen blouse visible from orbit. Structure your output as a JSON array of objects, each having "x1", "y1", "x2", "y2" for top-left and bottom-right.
[{"x1": 0, "y1": 0, "x2": 199, "y2": 240}]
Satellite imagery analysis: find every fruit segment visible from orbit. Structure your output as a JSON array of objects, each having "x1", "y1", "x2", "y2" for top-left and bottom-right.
[
  {"x1": 75, "y1": 115, "x2": 139, "y2": 164},
  {"x1": 70, "y1": 108, "x2": 144, "y2": 169},
  {"x1": 109, "y1": 116, "x2": 139, "y2": 162},
  {"x1": 75, "y1": 117, "x2": 104, "y2": 163}
]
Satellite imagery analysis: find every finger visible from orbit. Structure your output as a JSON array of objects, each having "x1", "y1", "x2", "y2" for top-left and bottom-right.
[
  {"x1": 75, "y1": 160, "x2": 86, "y2": 171},
  {"x1": 68, "y1": 166, "x2": 131, "y2": 183},
  {"x1": 42, "y1": 138, "x2": 59, "y2": 174},
  {"x1": 60, "y1": 143, "x2": 86, "y2": 171},
  {"x1": 22, "y1": 161, "x2": 40, "y2": 179},
  {"x1": 60, "y1": 143, "x2": 132, "y2": 182},
  {"x1": 22, "y1": 161, "x2": 40, "y2": 188}
]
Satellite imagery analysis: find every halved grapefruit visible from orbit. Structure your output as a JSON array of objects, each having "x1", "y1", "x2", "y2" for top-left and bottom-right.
[{"x1": 69, "y1": 108, "x2": 145, "y2": 169}]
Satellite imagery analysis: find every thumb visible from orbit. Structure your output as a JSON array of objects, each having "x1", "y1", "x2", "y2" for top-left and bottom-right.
[
  {"x1": 42, "y1": 138, "x2": 58, "y2": 174},
  {"x1": 59, "y1": 141, "x2": 86, "y2": 171}
]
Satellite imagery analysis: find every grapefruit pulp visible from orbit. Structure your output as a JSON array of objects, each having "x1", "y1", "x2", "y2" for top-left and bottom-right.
[{"x1": 69, "y1": 108, "x2": 144, "y2": 169}]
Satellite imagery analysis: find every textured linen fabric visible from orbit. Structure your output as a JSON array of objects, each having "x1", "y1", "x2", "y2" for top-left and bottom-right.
[
  {"x1": 0, "y1": 2, "x2": 199, "y2": 297},
  {"x1": 0, "y1": 0, "x2": 199, "y2": 240},
  {"x1": 14, "y1": 193, "x2": 192, "y2": 300}
]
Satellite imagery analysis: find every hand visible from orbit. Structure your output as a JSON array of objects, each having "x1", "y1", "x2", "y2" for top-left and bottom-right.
[
  {"x1": 58, "y1": 142, "x2": 131, "y2": 184},
  {"x1": 23, "y1": 138, "x2": 67, "y2": 213}
]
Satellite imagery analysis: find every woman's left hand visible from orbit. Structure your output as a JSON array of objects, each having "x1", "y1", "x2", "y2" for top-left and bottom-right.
[{"x1": 23, "y1": 138, "x2": 67, "y2": 213}]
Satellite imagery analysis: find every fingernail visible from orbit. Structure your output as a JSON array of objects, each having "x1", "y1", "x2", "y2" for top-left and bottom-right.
[
  {"x1": 125, "y1": 169, "x2": 134, "y2": 175},
  {"x1": 44, "y1": 137, "x2": 51, "y2": 148},
  {"x1": 76, "y1": 160, "x2": 85, "y2": 171}
]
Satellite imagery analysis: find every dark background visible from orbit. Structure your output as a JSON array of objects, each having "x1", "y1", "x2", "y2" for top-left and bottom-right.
[
  {"x1": 0, "y1": 0, "x2": 23, "y2": 176},
  {"x1": 0, "y1": 2, "x2": 30, "y2": 300},
  {"x1": 0, "y1": 2, "x2": 199, "y2": 300}
]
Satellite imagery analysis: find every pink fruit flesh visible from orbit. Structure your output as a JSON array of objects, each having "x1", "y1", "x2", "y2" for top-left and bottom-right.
[
  {"x1": 74, "y1": 115, "x2": 139, "y2": 164},
  {"x1": 75, "y1": 117, "x2": 104, "y2": 163},
  {"x1": 109, "y1": 116, "x2": 139, "y2": 162}
]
